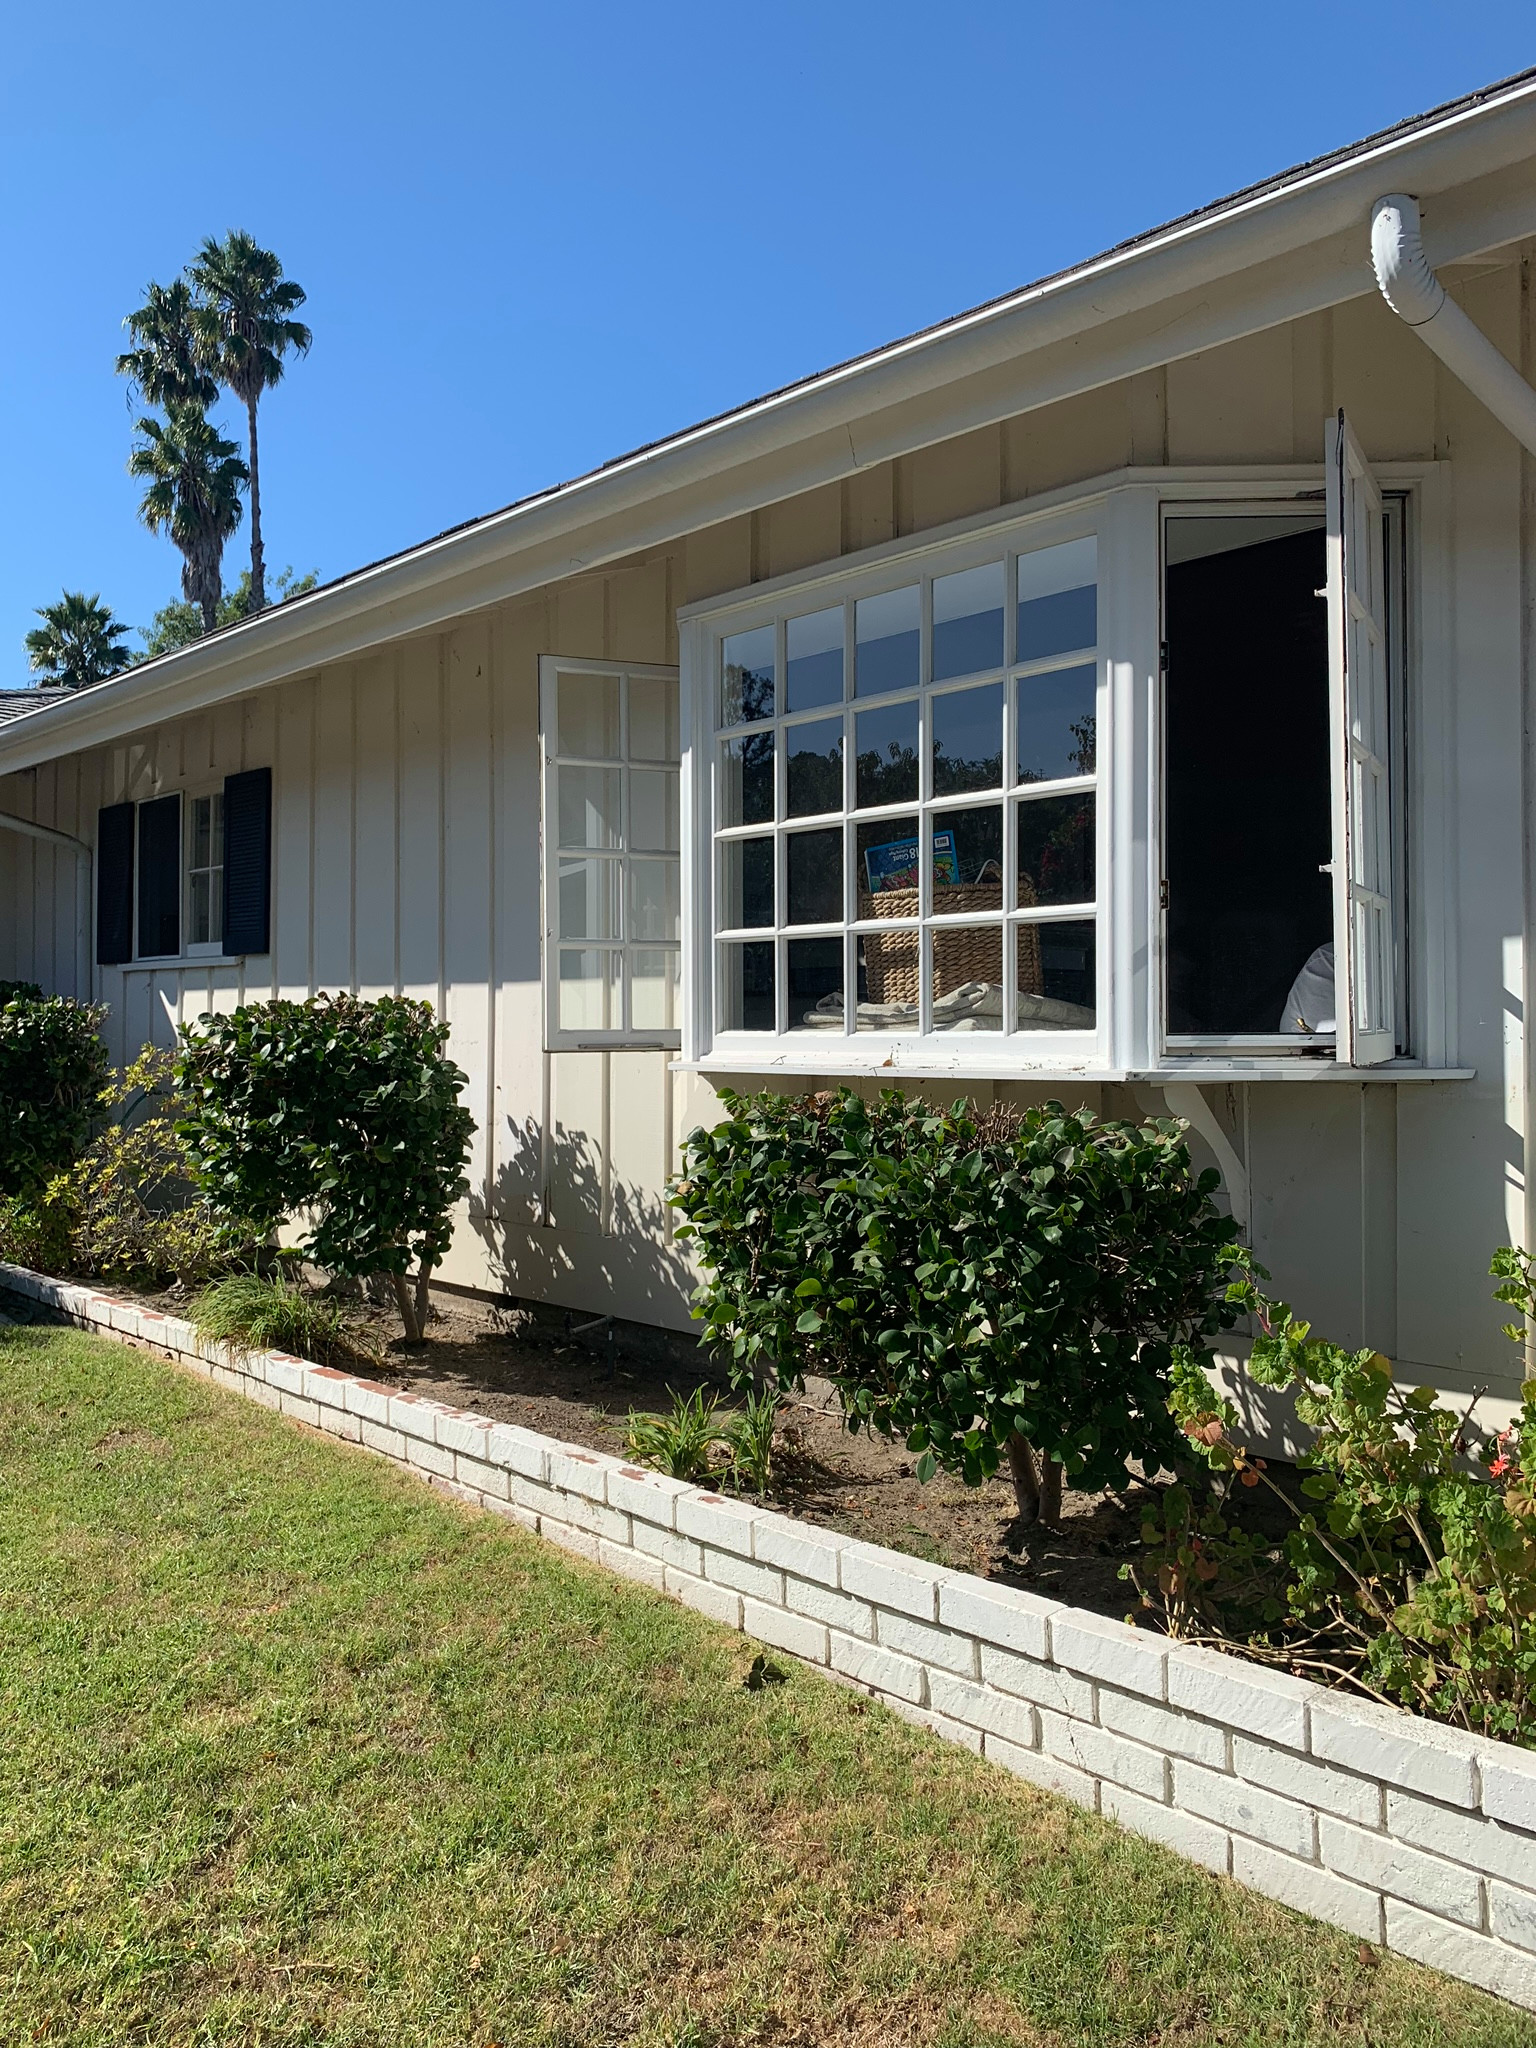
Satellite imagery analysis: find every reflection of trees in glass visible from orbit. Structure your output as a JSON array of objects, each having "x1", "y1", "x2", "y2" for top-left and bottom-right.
[
  {"x1": 787, "y1": 743, "x2": 843, "y2": 817},
  {"x1": 932, "y1": 742, "x2": 1003, "y2": 797},
  {"x1": 729, "y1": 731, "x2": 774, "y2": 823},
  {"x1": 1018, "y1": 796, "x2": 1094, "y2": 907},
  {"x1": 940, "y1": 808, "x2": 1003, "y2": 896},
  {"x1": 1069, "y1": 714, "x2": 1096, "y2": 775},
  {"x1": 856, "y1": 740, "x2": 919, "y2": 807},
  {"x1": 725, "y1": 663, "x2": 774, "y2": 723}
]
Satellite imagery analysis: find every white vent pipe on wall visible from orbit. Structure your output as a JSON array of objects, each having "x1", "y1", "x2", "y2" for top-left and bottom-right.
[{"x1": 1370, "y1": 194, "x2": 1536, "y2": 456}]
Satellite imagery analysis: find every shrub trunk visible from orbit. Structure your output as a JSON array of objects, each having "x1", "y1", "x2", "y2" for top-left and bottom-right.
[{"x1": 1006, "y1": 1432, "x2": 1062, "y2": 1528}]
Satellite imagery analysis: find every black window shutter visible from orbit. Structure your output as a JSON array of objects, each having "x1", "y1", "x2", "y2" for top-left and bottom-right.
[
  {"x1": 137, "y1": 795, "x2": 182, "y2": 959},
  {"x1": 96, "y1": 802, "x2": 135, "y2": 964},
  {"x1": 223, "y1": 767, "x2": 272, "y2": 955}
]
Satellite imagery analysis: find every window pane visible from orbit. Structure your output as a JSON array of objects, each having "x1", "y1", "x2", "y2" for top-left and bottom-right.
[
  {"x1": 1017, "y1": 664, "x2": 1096, "y2": 783},
  {"x1": 190, "y1": 794, "x2": 214, "y2": 869},
  {"x1": 558, "y1": 766, "x2": 621, "y2": 849},
  {"x1": 856, "y1": 814, "x2": 920, "y2": 905},
  {"x1": 720, "y1": 939, "x2": 775, "y2": 1030},
  {"x1": 788, "y1": 936, "x2": 843, "y2": 1031},
  {"x1": 930, "y1": 925, "x2": 1003, "y2": 1021},
  {"x1": 720, "y1": 732, "x2": 774, "y2": 827},
  {"x1": 931, "y1": 682, "x2": 1003, "y2": 796},
  {"x1": 630, "y1": 769, "x2": 679, "y2": 851},
  {"x1": 855, "y1": 586, "x2": 919, "y2": 696},
  {"x1": 722, "y1": 627, "x2": 775, "y2": 725},
  {"x1": 559, "y1": 856, "x2": 621, "y2": 940},
  {"x1": 1017, "y1": 536, "x2": 1098, "y2": 662},
  {"x1": 933, "y1": 562, "x2": 1004, "y2": 680},
  {"x1": 209, "y1": 792, "x2": 224, "y2": 869},
  {"x1": 786, "y1": 714, "x2": 843, "y2": 817},
  {"x1": 558, "y1": 948, "x2": 620, "y2": 1032},
  {"x1": 630, "y1": 948, "x2": 679, "y2": 1030},
  {"x1": 786, "y1": 827, "x2": 842, "y2": 925},
  {"x1": 189, "y1": 868, "x2": 214, "y2": 947},
  {"x1": 557, "y1": 672, "x2": 620, "y2": 757},
  {"x1": 785, "y1": 606, "x2": 843, "y2": 711},
  {"x1": 934, "y1": 804, "x2": 1002, "y2": 903},
  {"x1": 628, "y1": 858, "x2": 679, "y2": 942},
  {"x1": 629, "y1": 675, "x2": 679, "y2": 761},
  {"x1": 855, "y1": 698, "x2": 919, "y2": 808},
  {"x1": 1017, "y1": 918, "x2": 1096, "y2": 1028},
  {"x1": 1016, "y1": 792, "x2": 1094, "y2": 908},
  {"x1": 721, "y1": 836, "x2": 774, "y2": 929}
]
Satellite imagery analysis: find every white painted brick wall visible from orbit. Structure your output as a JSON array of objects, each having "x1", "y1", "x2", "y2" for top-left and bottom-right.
[{"x1": 11, "y1": 1254, "x2": 1536, "y2": 2020}]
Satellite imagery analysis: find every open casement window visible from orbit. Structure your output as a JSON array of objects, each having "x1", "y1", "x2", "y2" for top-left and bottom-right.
[
  {"x1": 540, "y1": 656, "x2": 681, "y2": 1049},
  {"x1": 1326, "y1": 411, "x2": 1396, "y2": 1066}
]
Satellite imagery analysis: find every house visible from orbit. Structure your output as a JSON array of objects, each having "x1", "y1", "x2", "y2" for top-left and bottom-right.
[{"x1": 6, "y1": 72, "x2": 1536, "y2": 1435}]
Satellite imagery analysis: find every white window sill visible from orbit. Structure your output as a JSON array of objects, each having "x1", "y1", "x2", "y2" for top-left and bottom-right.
[
  {"x1": 125, "y1": 953, "x2": 269, "y2": 970},
  {"x1": 674, "y1": 1051, "x2": 1475, "y2": 1085}
]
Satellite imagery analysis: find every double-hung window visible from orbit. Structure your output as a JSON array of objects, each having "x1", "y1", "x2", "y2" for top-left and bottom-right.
[
  {"x1": 540, "y1": 656, "x2": 682, "y2": 1048},
  {"x1": 185, "y1": 791, "x2": 225, "y2": 954},
  {"x1": 690, "y1": 521, "x2": 1103, "y2": 1062}
]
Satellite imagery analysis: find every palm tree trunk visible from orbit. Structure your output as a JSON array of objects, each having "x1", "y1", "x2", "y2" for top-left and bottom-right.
[{"x1": 245, "y1": 395, "x2": 265, "y2": 614}]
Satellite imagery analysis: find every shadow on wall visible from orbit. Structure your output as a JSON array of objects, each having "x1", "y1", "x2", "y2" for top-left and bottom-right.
[{"x1": 467, "y1": 1115, "x2": 698, "y2": 1328}]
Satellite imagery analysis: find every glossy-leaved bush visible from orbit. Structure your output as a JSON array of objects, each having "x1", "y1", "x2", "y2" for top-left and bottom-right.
[
  {"x1": 0, "y1": 990, "x2": 110, "y2": 1201},
  {"x1": 671, "y1": 1087, "x2": 1250, "y2": 1524}
]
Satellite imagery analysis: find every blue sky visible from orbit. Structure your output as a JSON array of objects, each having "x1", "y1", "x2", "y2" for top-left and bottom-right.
[{"x1": 4, "y1": 4, "x2": 1533, "y2": 667}]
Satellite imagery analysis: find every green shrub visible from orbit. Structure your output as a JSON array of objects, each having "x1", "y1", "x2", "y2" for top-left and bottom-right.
[
  {"x1": 0, "y1": 980, "x2": 44, "y2": 1005},
  {"x1": 672, "y1": 1088, "x2": 1249, "y2": 1526},
  {"x1": 0, "y1": 993, "x2": 109, "y2": 1200},
  {"x1": 190, "y1": 1272, "x2": 351, "y2": 1368},
  {"x1": 0, "y1": 1188, "x2": 76, "y2": 1275},
  {"x1": 176, "y1": 993, "x2": 475, "y2": 1341},
  {"x1": 625, "y1": 1386, "x2": 725, "y2": 1483},
  {"x1": 1136, "y1": 1255, "x2": 1536, "y2": 1744}
]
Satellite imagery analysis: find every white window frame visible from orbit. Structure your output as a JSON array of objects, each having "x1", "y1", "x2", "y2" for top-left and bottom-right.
[
  {"x1": 539, "y1": 654, "x2": 682, "y2": 1051},
  {"x1": 679, "y1": 460, "x2": 1451, "y2": 1082},
  {"x1": 183, "y1": 785, "x2": 225, "y2": 959}
]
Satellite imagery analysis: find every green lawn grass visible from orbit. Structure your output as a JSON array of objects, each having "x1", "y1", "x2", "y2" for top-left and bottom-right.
[{"x1": 2, "y1": 1323, "x2": 1533, "y2": 2048}]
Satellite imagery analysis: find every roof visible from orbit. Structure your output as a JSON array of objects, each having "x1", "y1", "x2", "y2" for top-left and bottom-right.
[
  {"x1": 7, "y1": 62, "x2": 1536, "y2": 775},
  {"x1": 0, "y1": 689, "x2": 77, "y2": 727}
]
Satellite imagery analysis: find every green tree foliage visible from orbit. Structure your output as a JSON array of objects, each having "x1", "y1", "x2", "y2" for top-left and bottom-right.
[
  {"x1": 671, "y1": 1087, "x2": 1248, "y2": 1525},
  {"x1": 0, "y1": 992, "x2": 109, "y2": 1201},
  {"x1": 188, "y1": 233, "x2": 311, "y2": 614},
  {"x1": 141, "y1": 567, "x2": 318, "y2": 659},
  {"x1": 176, "y1": 994, "x2": 475, "y2": 1341},
  {"x1": 24, "y1": 592, "x2": 133, "y2": 689},
  {"x1": 129, "y1": 405, "x2": 247, "y2": 633},
  {"x1": 115, "y1": 277, "x2": 219, "y2": 410},
  {"x1": 1142, "y1": 1261, "x2": 1536, "y2": 1744}
]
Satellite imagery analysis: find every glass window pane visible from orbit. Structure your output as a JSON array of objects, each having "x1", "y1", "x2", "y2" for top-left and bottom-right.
[
  {"x1": 1016, "y1": 792, "x2": 1094, "y2": 908},
  {"x1": 785, "y1": 606, "x2": 843, "y2": 711},
  {"x1": 628, "y1": 676, "x2": 679, "y2": 761},
  {"x1": 1017, "y1": 664, "x2": 1097, "y2": 784},
  {"x1": 1017, "y1": 918, "x2": 1096, "y2": 1028},
  {"x1": 721, "y1": 836, "x2": 774, "y2": 930},
  {"x1": 788, "y1": 936, "x2": 843, "y2": 1032},
  {"x1": 786, "y1": 827, "x2": 842, "y2": 926},
  {"x1": 1017, "y1": 536, "x2": 1098, "y2": 662},
  {"x1": 720, "y1": 939, "x2": 775, "y2": 1030},
  {"x1": 558, "y1": 948, "x2": 620, "y2": 1032},
  {"x1": 628, "y1": 858, "x2": 679, "y2": 942},
  {"x1": 933, "y1": 561, "x2": 1004, "y2": 680},
  {"x1": 931, "y1": 682, "x2": 1003, "y2": 796},
  {"x1": 190, "y1": 794, "x2": 213, "y2": 870},
  {"x1": 855, "y1": 586, "x2": 919, "y2": 697},
  {"x1": 189, "y1": 868, "x2": 213, "y2": 946},
  {"x1": 209, "y1": 792, "x2": 224, "y2": 869},
  {"x1": 933, "y1": 804, "x2": 1002, "y2": 904},
  {"x1": 558, "y1": 672, "x2": 621, "y2": 757},
  {"x1": 929, "y1": 926, "x2": 1003, "y2": 1023},
  {"x1": 558, "y1": 856, "x2": 621, "y2": 940},
  {"x1": 721, "y1": 627, "x2": 775, "y2": 725},
  {"x1": 630, "y1": 948, "x2": 679, "y2": 1031},
  {"x1": 630, "y1": 769, "x2": 679, "y2": 852},
  {"x1": 856, "y1": 814, "x2": 921, "y2": 906},
  {"x1": 558, "y1": 766, "x2": 621, "y2": 849},
  {"x1": 720, "y1": 732, "x2": 774, "y2": 827},
  {"x1": 854, "y1": 698, "x2": 919, "y2": 808},
  {"x1": 786, "y1": 715, "x2": 843, "y2": 818}
]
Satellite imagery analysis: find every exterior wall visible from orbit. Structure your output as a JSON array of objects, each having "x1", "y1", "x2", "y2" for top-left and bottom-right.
[{"x1": 0, "y1": 268, "x2": 1529, "y2": 1397}]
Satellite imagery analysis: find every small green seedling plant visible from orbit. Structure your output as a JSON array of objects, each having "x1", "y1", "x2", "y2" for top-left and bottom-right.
[
  {"x1": 722, "y1": 1385, "x2": 781, "y2": 1496},
  {"x1": 1131, "y1": 1251, "x2": 1536, "y2": 1743},
  {"x1": 625, "y1": 1386, "x2": 725, "y2": 1483}
]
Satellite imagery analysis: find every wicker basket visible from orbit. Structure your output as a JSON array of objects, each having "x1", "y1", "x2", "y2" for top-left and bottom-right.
[{"x1": 858, "y1": 880, "x2": 1040, "y2": 1004}]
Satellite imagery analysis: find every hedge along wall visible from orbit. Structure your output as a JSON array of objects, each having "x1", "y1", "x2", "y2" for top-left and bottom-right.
[{"x1": 6, "y1": 1256, "x2": 1536, "y2": 2015}]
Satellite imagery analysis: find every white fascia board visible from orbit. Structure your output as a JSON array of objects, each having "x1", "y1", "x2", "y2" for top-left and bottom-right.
[{"x1": 6, "y1": 84, "x2": 1536, "y2": 780}]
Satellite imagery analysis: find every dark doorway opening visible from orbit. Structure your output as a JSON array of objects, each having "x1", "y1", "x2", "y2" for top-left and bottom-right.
[{"x1": 1164, "y1": 519, "x2": 1333, "y2": 1038}]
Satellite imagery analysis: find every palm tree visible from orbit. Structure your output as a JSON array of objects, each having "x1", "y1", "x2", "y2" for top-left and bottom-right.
[
  {"x1": 128, "y1": 405, "x2": 248, "y2": 634},
  {"x1": 188, "y1": 233, "x2": 311, "y2": 614},
  {"x1": 24, "y1": 592, "x2": 133, "y2": 689},
  {"x1": 116, "y1": 278, "x2": 219, "y2": 410}
]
